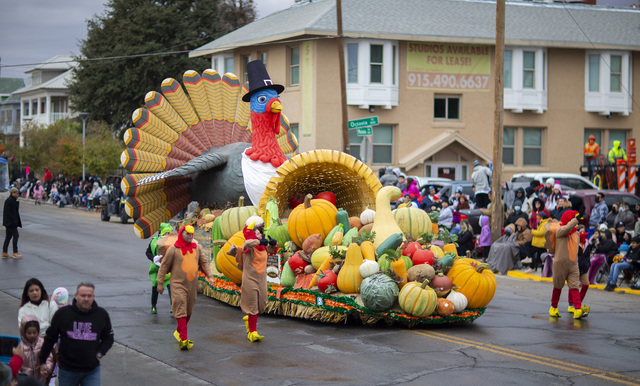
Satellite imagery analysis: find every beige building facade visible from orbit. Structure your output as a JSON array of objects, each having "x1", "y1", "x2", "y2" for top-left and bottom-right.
[{"x1": 192, "y1": 0, "x2": 640, "y2": 182}]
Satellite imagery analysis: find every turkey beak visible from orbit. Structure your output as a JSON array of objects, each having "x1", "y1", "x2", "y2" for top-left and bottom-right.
[{"x1": 270, "y1": 100, "x2": 282, "y2": 113}]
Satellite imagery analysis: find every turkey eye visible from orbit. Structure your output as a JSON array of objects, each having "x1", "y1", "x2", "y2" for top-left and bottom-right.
[{"x1": 258, "y1": 95, "x2": 267, "y2": 103}]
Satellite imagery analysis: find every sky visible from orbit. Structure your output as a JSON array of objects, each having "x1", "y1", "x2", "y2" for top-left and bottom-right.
[{"x1": 0, "y1": 0, "x2": 296, "y2": 80}]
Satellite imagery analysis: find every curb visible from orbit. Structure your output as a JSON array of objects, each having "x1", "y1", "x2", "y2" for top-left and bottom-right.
[{"x1": 506, "y1": 270, "x2": 640, "y2": 295}]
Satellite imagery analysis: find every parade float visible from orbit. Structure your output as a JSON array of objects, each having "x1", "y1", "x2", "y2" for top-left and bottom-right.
[{"x1": 119, "y1": 65, "x2": 496, "y2": 327}]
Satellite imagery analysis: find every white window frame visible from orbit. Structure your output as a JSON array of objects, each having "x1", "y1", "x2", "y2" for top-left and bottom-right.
[
  {"x1": 434, "y1": 95, "x2": 460, "y2": 120},
  {"x1": 289, "y1": 46, "x2": 300, "y2": 86},
  {"x1": 343, "y1": 39, "x2": 399, "y2": 110},
  {"x1": 503, "y1": 127, "x2": 544, "y2": 167},
  {"x1": 584, "y1": 50, "x2": 632, "y2": 116},
  {"x1": 210, "y1": 52, "x2": 234, "y2": 75},
  {"x1": 503, "y1": 47, "x2": 547, "y2": 114}
]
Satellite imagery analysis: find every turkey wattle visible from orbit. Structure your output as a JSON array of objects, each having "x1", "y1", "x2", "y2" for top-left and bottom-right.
[{"x1": 120, "y1": 61, "x2": 297, "y2": 238}]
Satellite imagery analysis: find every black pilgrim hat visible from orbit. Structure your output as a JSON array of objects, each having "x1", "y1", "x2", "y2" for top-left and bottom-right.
[{"x1": 242, "y1": 60, "x2": 285, "y2": 102}]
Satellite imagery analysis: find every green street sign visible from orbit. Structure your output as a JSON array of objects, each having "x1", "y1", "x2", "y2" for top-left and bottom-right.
[
  {"x1": 348, "y1": 116, "x2": 379, "y2": 129},
  {"x1": 356, "y1": 126, "x2": 372, "y2": 136}
]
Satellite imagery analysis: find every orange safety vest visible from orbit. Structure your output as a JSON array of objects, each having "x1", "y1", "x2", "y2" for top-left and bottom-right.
[{"x1": 584, "y1": 142, "x2": 599, "y2": 161}]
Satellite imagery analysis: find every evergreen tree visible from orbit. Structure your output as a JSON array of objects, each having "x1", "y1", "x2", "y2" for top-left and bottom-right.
[{"x1": 69, "y1": 0, "x2": 255, "y2": 130}]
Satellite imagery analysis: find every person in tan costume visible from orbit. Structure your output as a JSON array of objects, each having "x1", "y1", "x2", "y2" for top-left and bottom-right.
[
  {"x1": 228, "y1": 215, "x2": 277, "y2": 342},
  {"x1": 545, "y1": 210, "x2": 587, "y2": 319},
  {"x1": 157, "y1": 225, "x2": 214, "y2": 350}
]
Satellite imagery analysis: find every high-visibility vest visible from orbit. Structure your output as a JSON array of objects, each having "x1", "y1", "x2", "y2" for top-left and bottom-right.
[
  {"x1": 608, "y1": 147, "x2": 627, "y2": 163},
  {"x1": 584, "y1": 142, "x2": 599, "y2": 160}
]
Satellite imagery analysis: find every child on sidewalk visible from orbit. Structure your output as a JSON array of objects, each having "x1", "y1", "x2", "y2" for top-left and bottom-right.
[{"x1": 17, "y1": 315, "x2": 55, "y2": 383}]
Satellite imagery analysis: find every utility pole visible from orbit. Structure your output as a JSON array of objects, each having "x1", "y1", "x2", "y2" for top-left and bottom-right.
[
  {"x1": 336, "y1": 0, "x2": 349, "y2": 153},
  {"x1": 491, "y1": 0, "x2": 505, "y2": 242},
  {"x1": 79, "y1": 112, "x2": 90, "y2": 182}
]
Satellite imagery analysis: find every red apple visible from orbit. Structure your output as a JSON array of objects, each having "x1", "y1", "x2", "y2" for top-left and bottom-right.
[
  {"x1": 412, "y1": 249, "x2": 435, "y2": 266},
  {"x1": 402, "y1": 241, "x2": 422, "y2": 257},
  {"x1": 315, "y1": 191, "x2": 337, "y2": 206}
]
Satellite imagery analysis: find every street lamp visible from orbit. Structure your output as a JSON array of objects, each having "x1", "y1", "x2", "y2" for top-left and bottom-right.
[{"x1": 79, "y1": 112, "x2": 90, "y2": 182}]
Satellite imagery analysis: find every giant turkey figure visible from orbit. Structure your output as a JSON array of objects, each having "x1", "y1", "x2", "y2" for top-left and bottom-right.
[{"x1": 120, "y1": 60, "x2": 298, "y2": 238}]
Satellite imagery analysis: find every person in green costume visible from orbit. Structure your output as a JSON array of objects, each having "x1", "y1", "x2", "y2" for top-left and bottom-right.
[{"x1": 147, "y1": 222, "x2": 173, "y2": 314}]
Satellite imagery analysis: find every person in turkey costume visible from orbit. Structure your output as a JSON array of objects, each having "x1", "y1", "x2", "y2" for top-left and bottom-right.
[
  {"x1": 157, "y1": 225, "x2": 214, "y2": 350},
  {"x1": 228, "y1": 216, "x2": 277, "y2": 342},
  {"x1": 545, "y1": 210, "x2": 588, "y2": 319}
]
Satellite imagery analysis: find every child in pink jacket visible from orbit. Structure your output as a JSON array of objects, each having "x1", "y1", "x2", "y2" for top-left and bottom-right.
[{"x1": 18, "y1": 315, "x2": 55, "y2": 383}]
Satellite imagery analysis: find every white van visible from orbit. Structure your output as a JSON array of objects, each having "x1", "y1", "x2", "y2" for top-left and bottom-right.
[{"x1": 510, "y1": 173, "x2": 598, "y2": 190}]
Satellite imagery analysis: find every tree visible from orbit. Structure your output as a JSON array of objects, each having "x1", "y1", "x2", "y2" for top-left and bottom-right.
[
  {"x1": 69, "y1": 0, "x2": 256, "y2": 131},
  {"x1": 84, "y1": 122, "x2": 125, "y2": 179}
]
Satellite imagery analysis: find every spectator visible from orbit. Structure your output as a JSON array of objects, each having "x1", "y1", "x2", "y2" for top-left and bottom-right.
[
  {"x1": 583, "y1": 135, "x2": 600, "y2": 180},
  {"x1": 551, "y1": 196, "x2": 570, "y2": 221},
  {"x1": 379, "y1": 167, "x2": 398, "y2": 187},
  {"x1": 18, "y1": 278, "x2": 58, "y2": 337},
  {"x1": 402, "y1": 177, "x2": 420, "y2": 198},
  {"x1": 604, "y1": 237, "x2": 640, "y2": 291},
  {"x1": 589, "y1": 192, "x2": 608, "y2": 229},
  {"x1": 614, "y1": 202, "x2": 635, "y2": 231},
  {"x1": 478, "y1": 215, "x2": 492, "y2": 259},
  {"x1": 505, "y1": 200, "x2": 528, "y2": 227},
  {"x1": 17, "y1": 316, "x2": 55, "y2": 383},
  {"x1": 471, "y1": 160, "x2": 492, "y2": 209},
  {"x1": 456, "y1": 219, "x2": 474, "y2": 257},
  {"x1": 608, "y1": 140, "x2": 627, "y2": 164},
  {"x1": 527, "y1": 213, "x2": 551, "y2": 273},
  {"x1": 39, "y1": 282, "x2": 114, "y2": 386},
  {"x1": 486, "y1": 225, "x2": 520, "y2": 275},
  {"x1": 2, "y1": 187, "x2": 22, "y2": 259},
  {"x1": 396, "y1": 174, "x2": 407, "y2": 192},
  {"x1": 32, "y1": 181, "x2": 44, "y2": 205},
  {"x1": 614, "y1": 221, "x2": 630, "y2": 247},
  {"x1": 529, "y1": 197, "x2": 550, "y2": 229},
  {"x1": 43, "y1": 167, "x2": 52, "y2": 184},
  {"x1": 545, "y1": 184, "x2": 562, "y2": 212},
  {"x1": 88, "y1": 182, "x2": 103, "y2": 210},
  {"x1": 377, "y1": 168, "x2": 386, "y2": 180},
  {"x1": 589, "y1": 230, "x2": 618, "y2": 284},
  {"x1": 514, "y1": 217, "x2": 533, "y2": 259},
  {"x1": 606, "y1": 203, "x2": 619, "y2": 228},
  {"x1": 449, "y1": 186, "x2": 464, "y2": 207},
  {"x1": 439, "y1": 201, "x2": 453, "y2": 229},
  {"x1": 502, "y1": 182, "x2": 516, "y2": 211},
  {"x1": 542, "y1": 178, "x2": 555, "y2": 199},
  {"x1": 455, "y1": 194, "x2": 470, "y2": 210}
]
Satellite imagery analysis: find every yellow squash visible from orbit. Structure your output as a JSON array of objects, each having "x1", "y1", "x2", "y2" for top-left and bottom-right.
[
  {"x1": 370, "y1": 186, "x2": 404, "y2": 250},
  {"x1": 337, "y1": 243, "x2": 364, "y2": 293}
]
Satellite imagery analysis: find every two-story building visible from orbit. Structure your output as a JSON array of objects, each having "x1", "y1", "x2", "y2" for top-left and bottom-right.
[
  {"x1": 190, "y1": 0, "x2": 639, "y2": 181},
  {"x1": 13, "y1": 55, "x2": 76, "y2": 146},
  {"x1": 0, "y1": 77, "x2": 25, "y2": 145}
]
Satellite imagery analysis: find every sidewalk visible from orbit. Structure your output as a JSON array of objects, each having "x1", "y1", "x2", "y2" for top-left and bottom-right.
[{"x1": 506, "y1": 267, "x2": 640, "y2": 295}]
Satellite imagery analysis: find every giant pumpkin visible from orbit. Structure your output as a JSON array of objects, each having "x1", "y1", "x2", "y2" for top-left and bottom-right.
[
  {"x1": 216, "y1": 230, "x2": 246, "y2": 284},
  {"x1": 446, "y1": 258, "x2": 496, "y2": 309},
  {"x1": 288, "y1": 194, "x2": 338, "y2": 248}
]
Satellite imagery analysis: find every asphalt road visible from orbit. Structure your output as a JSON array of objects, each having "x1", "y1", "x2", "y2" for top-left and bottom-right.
[{"x1": 1, "y1": 198, "x2": 639, "y2": 385}]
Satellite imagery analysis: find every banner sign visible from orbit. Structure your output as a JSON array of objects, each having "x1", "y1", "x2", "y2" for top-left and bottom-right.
[{"x1": 407, "y1": 43, "x2": 491, "y2": 92}]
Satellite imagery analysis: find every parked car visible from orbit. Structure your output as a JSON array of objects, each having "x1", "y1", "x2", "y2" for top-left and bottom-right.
[
  {"x1": 570, "y1": 190, "x2": 640, "y2": 227},
  {"x1": 427, "y1": 180, "x2": 475, "y2": 202},
  {"x1": 510, "y1": 173, "x2": 598, "y2": 190},
  {"x1": 412, "y1": 177, "x2": 452, "y2": 191}
]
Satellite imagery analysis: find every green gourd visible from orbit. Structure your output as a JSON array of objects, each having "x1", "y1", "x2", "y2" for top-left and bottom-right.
[
  {"x1": 336, "y1": 208, "x2": 351, "y2": 233},
  {"x1": 280, "y1": 261, "x2": 295, "y2": 287},
  {"x1": 360, "y1": 273, "x2": 399, "y2": 311},
  {"x1": 210, "y1": 216, "x2": 224, "y2": 272},
  {"x1": 341, "y1": 227, "x2": 359, "y2": 246},
  {"x1": 438, "y1": 252, "x2": 457, "y2": 270},
  {"x1": 375, "y1": 233, "x2": 404, "y2": 257},
  {"x1": 324, "y1": 224, "x2": 344, "y2": 246}
]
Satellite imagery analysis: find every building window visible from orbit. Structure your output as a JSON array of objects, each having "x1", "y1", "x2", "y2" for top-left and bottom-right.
[
  {"x1": 522, "y1": 51, "x2": 535, "y2": 89},
  {"x1": 523, "y1": 128, "x2": 542, "y2": 166},
  {"x1": 32, "y1": 101, "x2": 38, "y2": 116},
  {"x1": 610, "y1": 55, "x2": 622, "y2": 92},
  {"x1": 290, "y1": 123, "x2": 299, "y2": 140},
  {"x1": 290, "y1": 47, "x2": 300, "y2": 86},
  {"x1": 588, "y1": 55, "x2": 599, "y2": 92},
  {"x1": 348, "y1": 129, "x2": 362, "y2": 161},
  {"x1": 242, "y1": 55, "x2": 251, "y2": 84},
  {"x1": 40, "y1": 98, "x2": 45, "y2": 114},
  {"x1": 392, "y1": 45, "x2": 396, "y2": 85},
  {"x1": 260, "y1": 52, "x2": 267, "y2": 64},
  {"x1": 23, "y1": 102, "x2": 29, "y2": 116},
  {"x1": 503, "y1": 127, "x2": 515, "y2": 165},
  {"x1": 504, "y1": 50, "x2": 512, "y2": 89},
  {"x1": 370, "y1": 44, "x2": 383, "y2": 83},
  {"x1": 372, "y1": 125, "x2": 393, "y2": 164},
  {"x1": 224, "y1": 57, "x2": 234, "y2": 73},
  {"x1": 434, "y1": 96, "x2": 460, "y2": 120},
  {"x1": 213, "y1": 58, "x2": 219, "y2": 73},
  {"x1": 584, "y1": 129, "x2": 602, "y2": 147},
  {"x1": 347, "y1": 43, "x2": 358, "y2": 83}
]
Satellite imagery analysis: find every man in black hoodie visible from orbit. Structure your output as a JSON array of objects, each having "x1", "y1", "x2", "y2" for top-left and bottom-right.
[
  {"x1": 2, "y1": 187, "x2": 22, "y2": 259},
  {"x1": 39, "y1": 282, "x2": 113, "y2": 385}
]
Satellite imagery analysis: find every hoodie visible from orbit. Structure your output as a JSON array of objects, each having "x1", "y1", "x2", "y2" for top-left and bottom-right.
[
  {"x1": 18, "y1": 315, "x2": 55, "y2": 382},
  {"x1": 515, "y1": 217, "x2": 532, "y2": 246},
  {"x1": 479, "y1": 215, "x2": 491, "y2": 247},
  {"x1": 39, "y1": 298, "x2": 114, "y2": 372},
  {"x1": 608, "y1": 140, "x2": 627, "y2": 164}
]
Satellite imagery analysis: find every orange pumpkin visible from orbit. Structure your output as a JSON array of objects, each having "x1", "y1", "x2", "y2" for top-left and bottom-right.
[
  {"x1": 216, "y1": 230, "x2": 246, "y2": 284},
  {"x1": 288, "y1": 194, "x2": 338, "y2": 248},
  {"x1": 446, "y1": 258, "x2": 496, "y2": 309}
]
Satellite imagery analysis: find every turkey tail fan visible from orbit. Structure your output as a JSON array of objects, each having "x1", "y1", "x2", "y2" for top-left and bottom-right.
[{"x1": 121, "y1": 69, "x2": 299, "y2": 238}]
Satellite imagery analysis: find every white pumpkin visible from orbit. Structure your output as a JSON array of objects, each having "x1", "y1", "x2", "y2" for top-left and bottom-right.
[
  {"x1": 360, "y1": 207, "x2": 376, "y2": 225},
  {"x1": 446, "y1": 289, "x2": 468, "y2": 313},
  {"x1": 359, "y1": 259, "x2": 380, "y2": 278}
]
